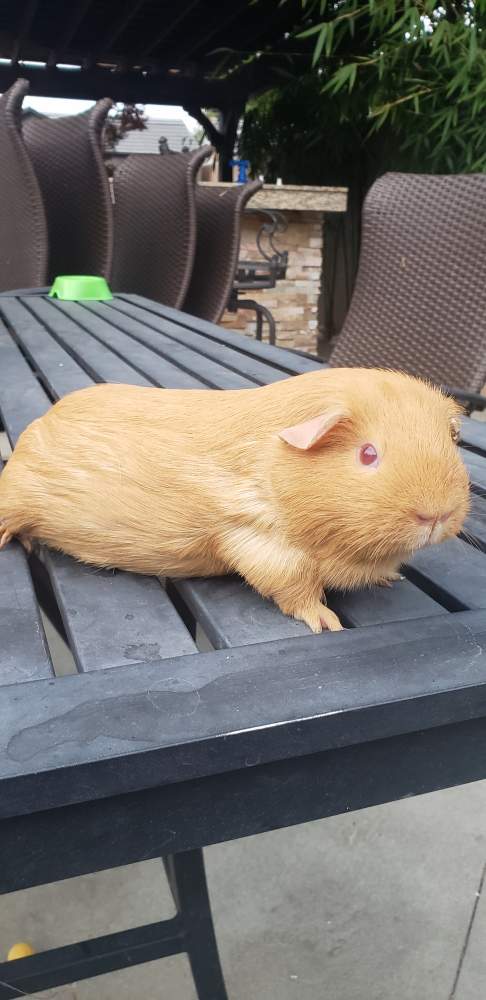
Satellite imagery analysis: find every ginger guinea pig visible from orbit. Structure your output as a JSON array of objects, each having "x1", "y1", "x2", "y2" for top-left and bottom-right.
[{"x1": 0, "y1": 368, "x2": 469, "y2": 633}]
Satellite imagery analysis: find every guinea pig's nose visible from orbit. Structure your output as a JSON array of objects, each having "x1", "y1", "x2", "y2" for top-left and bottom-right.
[{"x1": 414, "y1": 510, "x2": 452, "y2": 526}]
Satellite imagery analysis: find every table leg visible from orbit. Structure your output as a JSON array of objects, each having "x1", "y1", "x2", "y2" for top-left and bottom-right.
[{"x1": 163, "y1": 849, "x2": 228, "y2": 1000}]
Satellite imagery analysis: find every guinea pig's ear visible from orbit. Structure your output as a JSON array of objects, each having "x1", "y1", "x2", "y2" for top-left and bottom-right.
[{"x1": 279, "y1": 407, "x2": 350, "y2": 451}]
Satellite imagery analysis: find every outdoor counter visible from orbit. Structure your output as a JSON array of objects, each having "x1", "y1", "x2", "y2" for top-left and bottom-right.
[{"x1": 200, "y1": 182, "x2": 348, "y2": 352}]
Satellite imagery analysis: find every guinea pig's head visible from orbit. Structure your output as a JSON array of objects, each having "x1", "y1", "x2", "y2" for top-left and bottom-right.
[{"x1": 272, "y1": 369, "x2": 470, "y2": 567}]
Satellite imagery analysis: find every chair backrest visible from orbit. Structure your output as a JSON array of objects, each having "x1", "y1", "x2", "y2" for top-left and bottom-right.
[
  {"x1": 329, "y1": 172, "x2": 486, "y2": 392},
  {"x1": 0, "y1": 79, "x2": 48, "y2": 292},
  {"x1": 183, "y1": 179, "x2": 263, "y2": 324},
  {"x1": 22, "y1": 99, "x2": 113, "y2": 283},
  {"x1": 111, "y1": 146, "x2": 212, "y2": 308}
]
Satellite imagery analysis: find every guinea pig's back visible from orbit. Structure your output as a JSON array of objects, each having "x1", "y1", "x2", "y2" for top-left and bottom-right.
[{"x1": 0, "y1": 383, "x2": 243, "y2": 573}]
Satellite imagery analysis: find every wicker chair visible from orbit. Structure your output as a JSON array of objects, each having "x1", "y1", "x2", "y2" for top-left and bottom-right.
[
  {"x1": 22, "y1": 98, "x2": 113, "y2": 283},
  {"x1": 183, "y1": 179, "x2": 263, "y2": 324},
  {"x1": 111, "y1": 146, "x2": 212, "y2": 308},
  {"x1": 329, "y1": 172, "x2": 486, "y2": 408},
  {"x1": 0, "y1": 79, "x2": 48, "y2": 292}
]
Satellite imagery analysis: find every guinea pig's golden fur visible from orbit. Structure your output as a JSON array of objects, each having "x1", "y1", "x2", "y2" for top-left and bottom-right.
[{"x1": 0, "y1": 368, "x2": 469, "y2": 632}]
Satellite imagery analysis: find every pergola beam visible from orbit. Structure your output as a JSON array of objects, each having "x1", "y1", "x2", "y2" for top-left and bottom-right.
[
  {"x1": 47, "y1": 0, "x2": 93, "y2": 66},
  {"x1": 0, "y1": 62, "x2": 253, "y2": 109},
  {"x1": 138, "y1": 0, "x2": 200, "y2": 59},
  {"x1": 11, "y1": 0, "x2": 39, "y2": 63},
  {"x1": 179, "y1": 0, "x2": 250, "y2": 62},
  {"x1": 99, "y1": 0, "x2": 146, "y2": 54}
]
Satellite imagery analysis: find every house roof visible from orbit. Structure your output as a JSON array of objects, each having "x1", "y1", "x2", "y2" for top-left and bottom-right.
[{"x1": 113, "y1": 118, "x2": 195, "y2": 155}]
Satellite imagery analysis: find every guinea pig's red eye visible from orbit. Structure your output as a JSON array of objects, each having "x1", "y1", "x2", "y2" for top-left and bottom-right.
[{"x1": 358, "y1": 443, "x2": 379, "y2": 468}]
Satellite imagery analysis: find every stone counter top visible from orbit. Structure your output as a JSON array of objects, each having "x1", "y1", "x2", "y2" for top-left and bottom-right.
[{"x1": 199, "y1": 182, "x2": 348, "y2": 213}]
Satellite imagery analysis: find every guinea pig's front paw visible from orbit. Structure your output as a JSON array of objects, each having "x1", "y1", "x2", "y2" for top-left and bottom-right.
[
  {"x1": 297, "y1": 602, "x2": 343, "y2": 634},
  {"x1": 375, "y1": 572, "x2": 405, "y2": 588}
]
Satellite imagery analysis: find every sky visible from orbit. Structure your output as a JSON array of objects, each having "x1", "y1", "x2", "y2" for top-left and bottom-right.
[{"x1": 22, "y1": 96, "x2": 199, "y2": 132}]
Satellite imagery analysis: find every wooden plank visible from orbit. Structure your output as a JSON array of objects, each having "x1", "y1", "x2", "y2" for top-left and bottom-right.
[
  {"x1": 45, "y1": 553, "x2": 196, "y2": 671},
  {"x1": 406, "y1": 537, "x2": 486, "y2": 610},
  {"x1": 460, "y1": 416, "x2": 486, "y2": 453},
  {"x1": 329, "y1": 579, "x2": 445, "y2": 627},
  {"x1": 463, "y1": 493, "x2": 486, "y2": 552},
  {"x1": 0, "y1": 319, "x2": 50, "y2": 441},
  {"x1": 94, "y1": 299, "x2": 257, "y2": 389},
  {"x1": 0, "y1": 527, "x2": 53, "y2": 685},
  {"x1": 462, "y1": 449, "x2": 486, "y2": 497},
  {"x1": 172, "y1": 577, "x2": 310, "y2": 648},
  {"x1": 1, "y1": 610, "x2": 486, "y2": 820},
  {"x1": 106, "y1": 297, "x2": 293, "y2": 386},
  {"x1": 70, "y1": 299, "x2": 251, "y2": 390},
  {"x1": 25, "y1": 297, "x2": 151, "y2": 387},
  {"x1": 118, "y1": 293, "x2": 321, "y2": 375},
  {"x1": 0, "y1": 331, "x2": 196, "y2": 671},
  {"x1": 172, "y1": 575, "x2": 445, "y2": 647},
  {"x1": 0, "y1": 546, "x2": 53, "y2": 685},
  {"x1": 0, "y1": 297, "x2": 93, "y2": 398},
  {"x1": 50, "y1": 300, "x2": 205, "y2": 391}
]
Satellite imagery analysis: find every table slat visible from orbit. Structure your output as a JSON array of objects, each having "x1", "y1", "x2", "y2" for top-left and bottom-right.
[
  {"x1": 173, "y1": 574, "x2": 445, "y2": 648},
  {"x1": 0, "y1": 320, "x2": 50, "y2": 440},
  {"x1": 46, "y1": 552, "x2": 196, "y2": 671},
  {"x1": 51, "y1": 300, "x2": 206, "y2": 391},
  {"x1": 460, "y1": 416, "x2": 486, "y2": 453},
  {"x1": 172, "y1": 577, "x2": 310, "y2": 648},
  {"x1": 0, "y1": 501, "x2": 53, "y2": 684},
  {"x1": 80, "y1": 300, "x2": 253, "y2": 390},
  {"x1": 462, "y1": 449, "x2": 486, "y2": 496},
  {"x1": 462, "y1": 493, "x2": 486, "y2": 551},
  {"x1": 119, "y1": 293, "x2": 321, "y2": 375},
  {"x1": 0, "y1": 298, "x2": 93, "y2": 398},
  {"x1": 25, "y1": 297, "x2": 151, "y2": 387},
  {"x1": 329, "y1": 579, "x2": 446, "y2": 627},
  {"x1": 0, "y1": 546, "x2": 53, "y2": 684},
  {"x1": 406, "y1": 537, "x2": 486, "y2": 610},
  {"x1": 106, "y1": 298, "x2": 290, "y2": 386}
]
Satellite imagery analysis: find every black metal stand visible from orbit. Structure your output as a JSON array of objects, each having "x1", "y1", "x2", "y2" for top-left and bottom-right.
[
  {"x1": 228, "y1": 208, "x2": 288, "y2": 347},
  {"x1": 0, "y1": 848, "x2": 228, "y2": 1000},
  {"x1": 234, "y1": 296, "x2": 276, "y2": 345}
]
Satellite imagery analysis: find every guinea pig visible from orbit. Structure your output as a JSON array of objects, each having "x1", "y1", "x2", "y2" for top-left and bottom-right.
[{"x1": 0, "y1": 368, "x2": 469, "y2": 633}]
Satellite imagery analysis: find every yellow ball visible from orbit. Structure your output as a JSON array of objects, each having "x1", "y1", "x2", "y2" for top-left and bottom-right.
[{"x1": 7, "y1": 942, "x2": 35, "y2": 961}]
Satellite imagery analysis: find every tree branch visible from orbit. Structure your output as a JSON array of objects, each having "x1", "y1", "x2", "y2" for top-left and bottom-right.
[{"x1": 183, "y1": 104, "x2": 222, "y2": 147}]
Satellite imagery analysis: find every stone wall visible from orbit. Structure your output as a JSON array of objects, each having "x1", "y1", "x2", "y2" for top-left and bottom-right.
[{"x1": 220, "y1": 210, "x2": 324, "y2": 355}]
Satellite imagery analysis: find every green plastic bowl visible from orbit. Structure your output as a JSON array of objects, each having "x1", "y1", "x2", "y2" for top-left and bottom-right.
[{"x1": 49, "y1": 275, "x2": 113, "y2": 301}]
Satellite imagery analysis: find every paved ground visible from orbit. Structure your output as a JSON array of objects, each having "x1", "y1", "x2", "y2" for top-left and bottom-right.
[{"x1": 1, "y1": 623, "x2": 486, "y2": 999}]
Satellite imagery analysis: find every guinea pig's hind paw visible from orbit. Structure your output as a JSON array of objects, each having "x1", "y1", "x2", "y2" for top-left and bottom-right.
[
  {"x1": 0, "y1": 528, "x2": 13, "y2": 549},
  {"x1": 19, "y1": 534, "x2": 33, "y2": 554}
]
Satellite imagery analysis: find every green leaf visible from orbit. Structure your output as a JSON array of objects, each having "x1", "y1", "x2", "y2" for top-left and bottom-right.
[
  {"x1": 312, "y1": 26, "x2": 327, "y2": 65},
  {"x1": 296, "y1": 23, "x2": 325, "y2": 39}
]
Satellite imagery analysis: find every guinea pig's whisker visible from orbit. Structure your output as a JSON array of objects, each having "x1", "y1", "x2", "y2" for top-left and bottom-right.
[{"x1": 461, "y1": 527, "x2": 483, "y2": 553}]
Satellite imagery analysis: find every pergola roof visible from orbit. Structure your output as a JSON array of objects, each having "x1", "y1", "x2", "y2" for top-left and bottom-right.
[{"x1": 0, "y1": 0, "x2": 310, "y2": 109}]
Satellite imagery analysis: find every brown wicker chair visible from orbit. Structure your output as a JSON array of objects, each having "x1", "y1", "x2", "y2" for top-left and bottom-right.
[
  {"x1": 111, "y1": 146, "x2": 212, "y2": 308},
  {"x1": 0, "y1": 79, "x2": 48, "y2": 292},
  {"x1": 329, "y1": 172, "x2": 486, "y2": 407},
  {"x1": 183, "y1": 179, "x2": 263, "y2": 323},
  {"x1": 22, "y1": 99, "x2": 113, "y2": 283}
]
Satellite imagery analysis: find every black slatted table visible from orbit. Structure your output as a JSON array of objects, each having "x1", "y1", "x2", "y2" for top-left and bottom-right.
[{"x1": 1, "y1": 292, "x2": 486, "y2": 999}]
